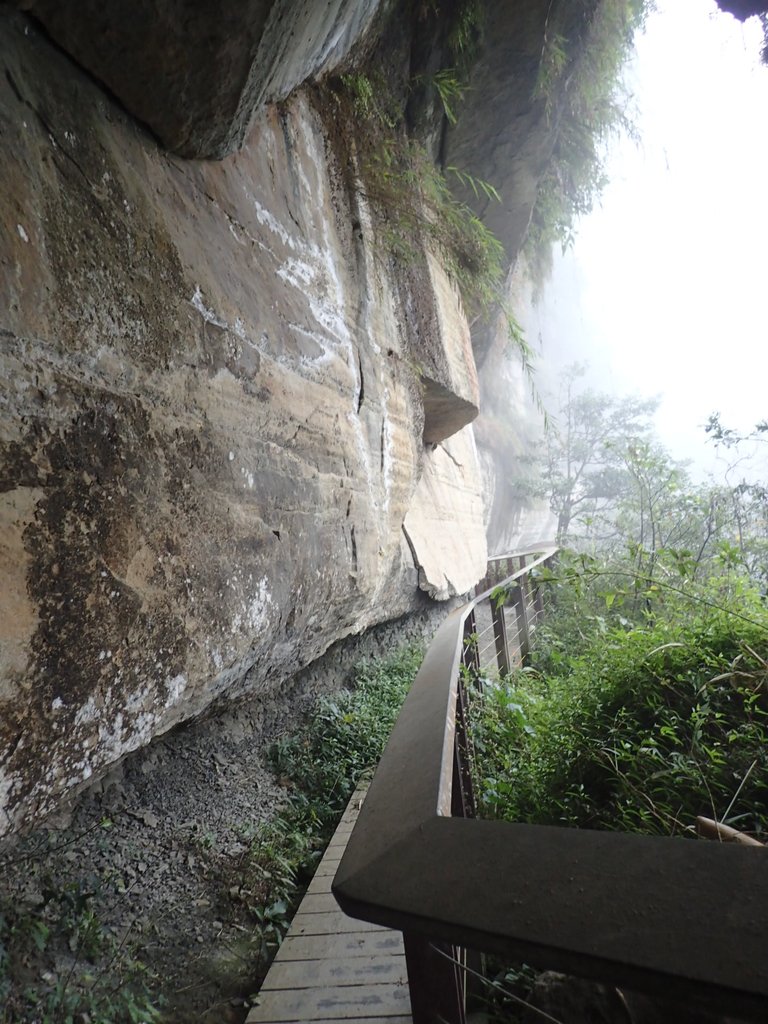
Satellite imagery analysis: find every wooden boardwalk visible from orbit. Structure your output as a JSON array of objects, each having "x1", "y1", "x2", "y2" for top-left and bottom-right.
[{"x1": 246, "y1": 787, "x2": 412, "y2": 1024}]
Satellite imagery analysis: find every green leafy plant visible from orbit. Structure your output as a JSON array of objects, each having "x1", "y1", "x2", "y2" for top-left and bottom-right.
[
  {"x1": 0, "y1": 877, "x2": 162, "y2": 1023},
  {"x1": 340, "y1": 71, "x2": 400, "y2": 129},
  {"x1": 446, "y1": 0, "x2": 483, "y2": 69},
  {"x1": 250, "y1": 899, "x2": 292, "y2": 962},
  {"x1": 410, "y1": 0, "x2": 484, "y2": 123},
  {"x1": 269, "y1": 644, "x2": 422, "y2": 821},
  {"x1": 335, "y1": 26, "x2": 507, "y2": 322},
  {"x1": 411, "y1": 68, "x2": 469, "y2": 126},
  {"x1": 231, "y1": 645, "x2": 422, "y2": 991},
  {"x1": 472, "y1": 574, "x2": 768, "y2": 840},
  {"x1": 354, "y1": 135, "x2": 505, "y2": 318}
]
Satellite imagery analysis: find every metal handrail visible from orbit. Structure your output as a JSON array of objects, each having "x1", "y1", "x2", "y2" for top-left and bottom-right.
[
  {"x1": 486, "y1": 543, "x2": 556, "y2": 564},
  {"x1": 333, "y1": 547, "x2": 768, "y2": 1022}
]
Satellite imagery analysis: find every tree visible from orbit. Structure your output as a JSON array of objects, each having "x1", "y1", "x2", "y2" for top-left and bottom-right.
[
  {"x1": 542, "y1": 365, "x2": 658, "y2": 544},
  {"x1": 533, "y1": 379, "x2": 768, "y2": 600},
  {"x1": 705, "y1": 414, "x2": 768, "y2": 588},
  {"x1": 611, "y1": 439, "x2": 743, "y2": 598}
]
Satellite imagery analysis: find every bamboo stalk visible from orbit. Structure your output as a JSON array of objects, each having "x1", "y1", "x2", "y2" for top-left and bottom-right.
[{"x1": 695, "y1": 816, "x2": 765, "y2": 847}]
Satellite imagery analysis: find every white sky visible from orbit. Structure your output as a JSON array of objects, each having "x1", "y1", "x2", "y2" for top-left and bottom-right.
[{"x1": 533, "y1": 0, "x2": 768, "y2": 476}]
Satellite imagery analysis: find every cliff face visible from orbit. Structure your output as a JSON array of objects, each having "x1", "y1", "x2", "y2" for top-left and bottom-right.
[
  {"x1": 443, "y1": 1, "x2": 556, "y2": 263},
  {"x1": 10, "y1": 0, "x2": 393, "y2": 159},
  {"x1": 443, "y1": 0, "x2": 562, "y2": 552},
  {"x1": 474, "y1": 265, "x2": 557, "y2": 556},
  {"x1": 0, "y1": 5, "x2": 490, "y2": 837},
  {"x1": 0, "y1": 0, "x2": 571, "y2": 838}
]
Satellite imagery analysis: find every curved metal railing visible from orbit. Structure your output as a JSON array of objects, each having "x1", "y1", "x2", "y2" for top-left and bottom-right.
[{"x1": 333, "y1": 546, "x2": 768, "y2": 1023}]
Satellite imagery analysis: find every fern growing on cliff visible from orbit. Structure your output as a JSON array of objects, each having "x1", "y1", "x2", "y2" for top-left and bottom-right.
[
  {"x1": 335, "y1": 70, "x2": 506, "y2": 320},
  {"x1": 332, "y1": 1, "x2": 541, "y2": 378},
  {"x1": 364, "y1": 140, "x2": 506, "y2": 317}
]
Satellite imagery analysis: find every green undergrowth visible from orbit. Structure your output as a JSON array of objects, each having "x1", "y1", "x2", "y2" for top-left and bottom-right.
[
  {"x1": 356, "y1": 136, "x2": 505, "y2": 318},
  {"x1": 469, "y1": 575, "x2": 768, "y2": 1020},
  {"x1": 331, "y1": 1, "x2": 517, "y2": 335},
  {"x1": 242, "y1": 644, "x2": 422, "y2": 966},
  {"x1": 270, "y1": 643, "x2": 422, "y2": 826},
  {"x1": 471, "y1": 583, "x2": 768, "y2": 838},
  {"x1": 332, "y1": 73, "x2": 537, "y2": 396},
  {"x1": 0, "y1": 872, "x2": 162, "y2": 1024},
  {"x1": 0, "y1": 646, "x2": 422, "y2": 1022},
  {"x1": 335, "y1": 69, "x2": 505, "y2": 322}
]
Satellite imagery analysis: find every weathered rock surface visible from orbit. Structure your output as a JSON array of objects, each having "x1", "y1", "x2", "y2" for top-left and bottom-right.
[
  {"x1": 0, "y1": 9, "x2": 486, "y2": 837},
  {"x1": 443, "y1": 0, "x2": 556, "y2": 265},
  {"x1": 403, "y1": 426, "x2": 488, "y2": 600},
  {"x1": 474, "y1": 265, "x2": 556, "y2": 555},
  {"x1": 14, "y1": 0, "x2": 390, "y2": 158},
  {"x1": 421, "y1": 254, "x2": 480, "y2": 443}
]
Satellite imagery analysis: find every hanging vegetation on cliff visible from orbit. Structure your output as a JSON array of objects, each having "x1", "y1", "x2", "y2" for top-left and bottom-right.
[{"x1": 525, "y1": 0, "x2": 651, "y2": 283}]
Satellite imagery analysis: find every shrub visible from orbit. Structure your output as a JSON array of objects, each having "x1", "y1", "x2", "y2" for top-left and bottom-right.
[
  {"x1": 472, "y1": 582, "x2": 768, "y2": 839},
  {"x1": 269, "y1": 643, "x2": 422, "y2": 826}
]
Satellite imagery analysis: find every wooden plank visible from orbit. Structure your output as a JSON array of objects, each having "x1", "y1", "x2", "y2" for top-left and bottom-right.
[
  {"x1": 298, "y1": 892, "x2": 340, "y2": 914},
  {"x1": 305, "y1": 872, "x2": 333, "y2": 895},
  {"x1": 247, "y1": 783, "x2": 412, "y2": 1024},
  {"x1": 287, "y1": 911, "x2": 385, "y2": 937},
  {"x1": 273, "y1": 930, "x2": 404, "y2": 962},
  {"x1": 311, "y1": 860, "x2": 338, "y2": 879},
  {"x1": 247, "y1": 981, "x2": 412, "y2": 1022},
  {"x1": 262, "y1": 955, "x2": 407, "y2": 990},
  {"x1": 300, "y1": 1018, "x2": 411, "y2": 1024}
]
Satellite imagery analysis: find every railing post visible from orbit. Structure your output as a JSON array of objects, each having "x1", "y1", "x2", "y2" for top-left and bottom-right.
[
  {"x1": 513, "y1": 585, "x2": 531, "y2": 664},
  {"x1": 403, "y1": 933, "x2": 467, "y2": 1024},
  {"x1": 491, "y1": 597, "x2": 511, "y2": 677}
]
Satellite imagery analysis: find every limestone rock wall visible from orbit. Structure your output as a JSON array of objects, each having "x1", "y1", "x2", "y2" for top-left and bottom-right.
[
  {"x1": 443, "y1": 0, "x2": 556, "y2": 266},
  {"x1": 0, "y1": 9, "x2": 487, "y2": 838},
  {"x1": 403, "y1": 427, "x2": 488, "y2": 600},
  {"x1": 473, "y1": 265, "x2": 557, "y2": 557},
  {"x1": 13, "y1": 0, "x2": 392, "y2": 158}
]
